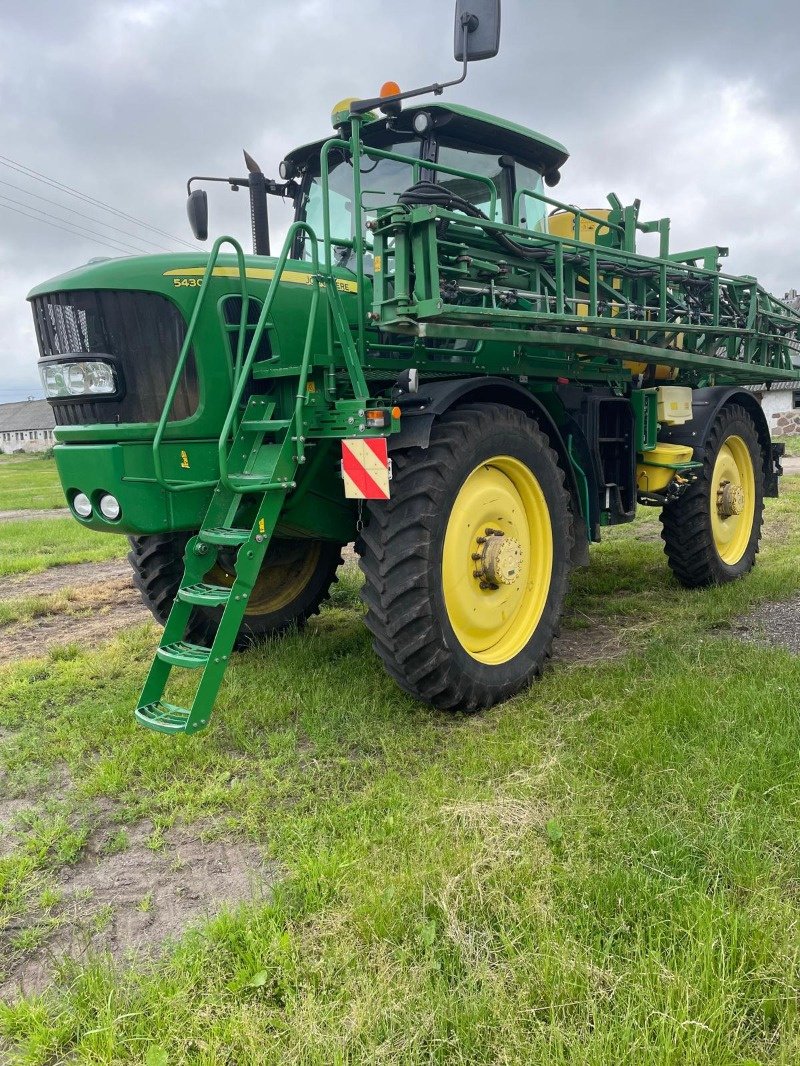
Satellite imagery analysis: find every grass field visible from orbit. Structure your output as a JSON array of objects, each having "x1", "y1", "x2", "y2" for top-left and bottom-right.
[
  {"x1": 0, "y1": 455, "x2": 65, "y2": 511},
  {"x1": 775, "y1": 436, "x2": 800, "y2": 458},
  {"x1": 1, "y1": 480, "x2": 800, "y2": 1063},
  {"x1": 0, "y1": 518, "x2": 128, "y2": 577}
]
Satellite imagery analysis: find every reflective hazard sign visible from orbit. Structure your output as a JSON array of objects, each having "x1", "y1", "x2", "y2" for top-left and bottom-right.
[{"x1": 341, "y1": 438, "x2": 391, "y2": 500}]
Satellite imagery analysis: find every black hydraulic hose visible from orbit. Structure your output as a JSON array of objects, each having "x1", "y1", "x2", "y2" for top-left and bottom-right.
[{"x1": 397, "y1": 181, "x2": 549, "y2": 262}]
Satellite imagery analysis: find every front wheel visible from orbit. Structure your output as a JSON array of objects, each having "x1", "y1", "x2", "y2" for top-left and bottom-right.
[
  {"x1": 358, "y1": 403, "x2": 574, "y2": 711},
  {"x1": 127, "y1": 533, "x2": 343, "y2": 649},
  {"x1": 660, "y1": 403, "x2": 765, "y2": 587}
]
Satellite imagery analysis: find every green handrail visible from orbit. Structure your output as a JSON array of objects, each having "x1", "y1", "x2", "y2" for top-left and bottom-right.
[
  {"x1": 217, "y1": 221, "x2": 322, "y2": 490},
  {"x1": 152, "y1": 235, "x2": 249, "y2": 492}
]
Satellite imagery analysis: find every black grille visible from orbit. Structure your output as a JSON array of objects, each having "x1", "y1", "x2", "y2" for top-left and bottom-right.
[{"x1": 32, "y1": 290, "x2": 198, "y2": 426}]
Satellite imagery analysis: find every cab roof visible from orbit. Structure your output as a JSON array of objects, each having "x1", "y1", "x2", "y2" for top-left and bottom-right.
[{"x1": 284, "y1": 102, "x2": 569, "y2": 177}]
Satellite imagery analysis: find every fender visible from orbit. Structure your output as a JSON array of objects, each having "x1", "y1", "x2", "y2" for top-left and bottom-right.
[
  {"x1": 394, "y1": 377, "x2": 591, "y2": 564},
  {"x1": 660, "y1": 386, "x2": 780, "y2": 496}
]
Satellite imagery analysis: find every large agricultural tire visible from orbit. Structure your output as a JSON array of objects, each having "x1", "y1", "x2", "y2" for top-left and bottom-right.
[
  {"x1": 358, "y1": 403, "x2": 574, "y2": 711},
  {"x1": 127, "y1": 532, "x2": 343, "y2": 649},
  {"x1": 660, "y1": 403, "x2": 765, "y2": 588}
]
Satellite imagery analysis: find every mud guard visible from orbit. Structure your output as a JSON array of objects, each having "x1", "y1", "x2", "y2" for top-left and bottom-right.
[
  {"x1": 660, "y1": 386, "x2": 780, "y2": 497},
  {"x1": 394, "y1": 377, "x2": 591, "y2": 565}
]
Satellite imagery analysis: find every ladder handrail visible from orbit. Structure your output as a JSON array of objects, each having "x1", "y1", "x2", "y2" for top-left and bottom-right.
[
  {"x1": 217, "y1": 221, "x2": 325, "y2": 490},
  {"x1": 153, "y1": 235, "x2": 250, "y2": 492}
]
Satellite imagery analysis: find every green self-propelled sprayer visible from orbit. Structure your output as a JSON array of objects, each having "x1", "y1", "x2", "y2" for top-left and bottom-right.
[{"x1": 29, "y1": 0, "x2": 800, "y2": 733}]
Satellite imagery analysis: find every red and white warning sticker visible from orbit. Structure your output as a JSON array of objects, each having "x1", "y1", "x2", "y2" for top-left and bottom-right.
[{"x1": 341, "y1": 438, "x2": 391, "y2": 500}]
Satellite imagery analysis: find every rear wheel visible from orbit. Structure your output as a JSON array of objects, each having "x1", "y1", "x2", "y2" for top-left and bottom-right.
[
  {"x1": 127, "y1": 533, "x2": 343, "y2": 649},
  {"x1": 358, "y1": 403, "x2": 573, "y2": 710},
  {"x1": 660, "y1": 404, "x2": 764, "y2": 587}
]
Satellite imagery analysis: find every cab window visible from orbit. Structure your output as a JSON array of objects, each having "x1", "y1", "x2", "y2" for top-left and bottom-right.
[
  {"x1": 434, "y1": 144, "x2": 508, "y2": 222},
  {"x1": 514, "y1": 161, "x2": 547, "y2": 232}
]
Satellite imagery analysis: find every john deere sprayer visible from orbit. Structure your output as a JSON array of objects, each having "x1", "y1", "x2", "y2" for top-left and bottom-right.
[{"x1": 29, "y1": 1, "x2": 800, "y2": 733}]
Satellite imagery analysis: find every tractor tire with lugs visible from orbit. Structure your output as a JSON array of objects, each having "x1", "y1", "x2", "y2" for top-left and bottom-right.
[
  {"x1": 127, "y1": 532, "x2": 343, "y2": 649},
  {"x1": 358, "y1": 403, "x2": 573, "y2": 711},
  {"x1": 660, "y1": 403, "x2": 764, "y2": 587}
]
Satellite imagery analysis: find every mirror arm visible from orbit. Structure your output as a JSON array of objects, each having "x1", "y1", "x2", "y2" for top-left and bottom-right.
[
  {"x1": 187, "y1": 175, "x2": 249, "y2": 195},
  {"x1": 350, "y1": 23, "x2": 470, "y2": 115},
  {"x1": 186, "y1": 174, "x2": 298, "y2": 200}
]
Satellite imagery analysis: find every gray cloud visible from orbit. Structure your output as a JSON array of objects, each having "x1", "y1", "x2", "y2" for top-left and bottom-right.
[{"x1": 1, "y1": 0, "x2": 798, "y2": 398}]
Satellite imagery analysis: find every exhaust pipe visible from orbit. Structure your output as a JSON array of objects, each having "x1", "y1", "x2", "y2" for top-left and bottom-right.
[{"x1": 244, "y1": 150, "x2": 270, "y2": 256}]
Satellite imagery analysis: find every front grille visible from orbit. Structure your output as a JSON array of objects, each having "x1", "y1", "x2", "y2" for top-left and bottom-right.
[{"x1": 32, "y1": 290, "x2": 198, "y2": 426}]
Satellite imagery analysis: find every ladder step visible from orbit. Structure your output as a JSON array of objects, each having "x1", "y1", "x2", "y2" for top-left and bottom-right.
[
  {"x1": 227, "y1": 474, "x2": 287, "y2": 491},
  {"x1": 239, "y1": 418, "x2": 292, "y2": 432},
  {"x1": 199, "y1": 527, "x2": 250, "y2": 546},
  {"x1": 135, "y1": 701, "x2": 195, "y2": 735},
  {"x1": 178, "y1": 582, "x2": 232, "y2": 607},
  {"x1": 156, "y1": 641, "x2": 211, "y2": 669}
]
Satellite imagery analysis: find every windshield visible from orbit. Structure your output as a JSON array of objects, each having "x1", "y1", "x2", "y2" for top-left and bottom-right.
[{"x1": 302, "y1": 140, "x2": 419, "y2": 268}]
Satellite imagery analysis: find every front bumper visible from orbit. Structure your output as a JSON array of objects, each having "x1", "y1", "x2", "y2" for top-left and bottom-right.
[{"x1": 54, "y1": 440, "x2": 216, "y2": 534}]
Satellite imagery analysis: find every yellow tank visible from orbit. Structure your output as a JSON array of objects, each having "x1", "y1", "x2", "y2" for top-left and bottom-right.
[
  {"x1": 636, "y1": 442, "x2": 695, "y2": 493},
  {"x1": 548, "y1": 209, "x2": 612, "y2": 243},
  {"x1": 547, "y1": 210, "x2": 679, "y2": 381}
]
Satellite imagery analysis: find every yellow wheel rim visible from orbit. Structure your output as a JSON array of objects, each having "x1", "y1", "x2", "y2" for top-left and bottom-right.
[
  {"x1": 209, "y1": 541, "x2": 322, "y2": 616},
  {"x1": 442, "y1": 456, "x2": 553, "y2": 666},
  {"x1": 710, "y1": 435, "x2": 755, "y2": 565}
]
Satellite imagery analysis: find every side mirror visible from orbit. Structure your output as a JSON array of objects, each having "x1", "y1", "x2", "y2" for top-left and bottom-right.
[
  {"x1": 187, "y1": 188, "x2": 208, "y2": 241},
  {"x1": 454, "y1": 0, "x2": 501, "y2": 62}
]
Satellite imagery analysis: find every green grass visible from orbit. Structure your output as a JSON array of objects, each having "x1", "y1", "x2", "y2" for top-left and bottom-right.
[
  {"x1": 0, "y1": 456, "x2": 65, "y2": 511},
  {"x1": 774, "y1": 436, "x2": 800, "y2": 458},
  {"x1": 0, "y1": 518, "x2": 128, "y2": 577},
  {"x1": 2, "y1": 481, "x2": 800, "y2": 1063}
]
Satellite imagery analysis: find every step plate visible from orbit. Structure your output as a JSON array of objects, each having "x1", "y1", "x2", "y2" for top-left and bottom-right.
[
  {"x1": 135, "y1": 701, "x2": 193, "y2": 734},
  {"x1": 199, "y1": 527, "x2": 250, "y2": 546},
  {"x1": 156, "y1": 641, "x2": 211, "y2": 669},
  {"x1": 178, "y1": 582, "x2": 232, "y2": 607}
]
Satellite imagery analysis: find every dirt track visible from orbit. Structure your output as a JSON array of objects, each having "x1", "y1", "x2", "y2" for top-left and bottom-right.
[{"x1": 1, "y1": 559, "x2": 151, "y2": 664}]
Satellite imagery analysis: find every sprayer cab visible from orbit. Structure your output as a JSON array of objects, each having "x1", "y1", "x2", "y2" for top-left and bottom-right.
[{"x1": 184, "y1": 2, "x2": 503, "y2": 253}]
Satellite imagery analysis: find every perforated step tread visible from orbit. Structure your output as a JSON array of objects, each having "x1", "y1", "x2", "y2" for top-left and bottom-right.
[
  {"x1": 177, "y1": 582, "x2": 233, "y2": 607},
  {"x1": 199, "y1": 527, "x2": 250, "y2": 545},
  {"x1": 155, "y1": 641, "x2": 212, "y2": 669}
]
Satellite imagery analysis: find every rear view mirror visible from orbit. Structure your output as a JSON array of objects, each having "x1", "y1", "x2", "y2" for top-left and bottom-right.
[
  {"x1": 187, "y1": 188, "x2": 208, "y2": 241},
  {"x1": 454, "y1": 0, "x2": 501, "y2": 62}
]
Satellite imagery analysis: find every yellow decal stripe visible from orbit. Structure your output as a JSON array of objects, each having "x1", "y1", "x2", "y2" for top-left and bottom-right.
[{"x1": 163, "y1": 266, "x2": 357, "y2": 293}]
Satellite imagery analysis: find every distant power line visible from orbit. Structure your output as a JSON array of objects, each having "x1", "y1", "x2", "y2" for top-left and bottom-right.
[
  {"x1": 0, "y1": 192, "x2": 155, "y2": 254},
  {"x1": 0, "y1": 153, "x2": 199, "y2": 251},
  {"x1": 0, "y1": 176, "x2": 172, "y2": 252},
  {"x1": 0, "y1": 199, "x2": 137, "y2": 256}
]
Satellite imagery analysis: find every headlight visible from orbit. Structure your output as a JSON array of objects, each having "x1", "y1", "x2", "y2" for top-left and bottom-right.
[
  {"x1": 40, "y1": 360, "x2": 117, "y2": 398},
  {"x1": 72, "y1": 492, "x2": 92, "y2": 518},
  {"x1": 99, "y1": 493, "x2": 121, "y2": 520}
]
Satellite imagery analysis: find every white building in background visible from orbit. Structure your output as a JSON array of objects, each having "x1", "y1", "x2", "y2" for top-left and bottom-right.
[
  {"x1": 0, "y1": 399, "x2": 56, "y2": 454},
  {"x1": 745, "y1": 290, "x2": 800, "y2": 437}
]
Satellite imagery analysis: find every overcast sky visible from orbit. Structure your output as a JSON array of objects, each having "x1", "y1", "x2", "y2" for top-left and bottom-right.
[{"x1": 1, "y1": 0, "x2": 798, "y2": 401}]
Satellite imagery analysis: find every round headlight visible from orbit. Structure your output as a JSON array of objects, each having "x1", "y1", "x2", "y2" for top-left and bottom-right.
[
  {"x1": 99, "y1": 493, "x2": 121, "y2": 520},
  {"x1": 73, "y1": 492, "x2": 92, "y2": 518}
]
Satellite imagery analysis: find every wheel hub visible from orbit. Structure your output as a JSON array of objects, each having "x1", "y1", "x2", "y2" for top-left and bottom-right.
[
  {"x1": 717, "y1": 479, "x2": 745, "y2": 518},
  {"x1": 473, "y1": 529, "x2": 524, "y2": 589}
]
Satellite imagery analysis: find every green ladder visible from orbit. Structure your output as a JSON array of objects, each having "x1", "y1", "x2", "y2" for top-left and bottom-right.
[{"x1": 135, "y1": 397, "x2": 296, "y2": 734}]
